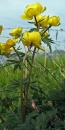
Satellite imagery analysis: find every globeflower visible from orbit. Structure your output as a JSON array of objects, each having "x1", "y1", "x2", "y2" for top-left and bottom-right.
[
  {"x1": 6, "y1": 39, "x2": 18, "y2": 47},
  {"x1": 5, "y1": 39, "x2": 18, "y2": 54},
  {"x1": 21, "y1": 2, "x2": 46, "y2": 20},
  {"x1": 0, "y1": 38, "x2": 18, "y2": 55},
  {"x1": 9, "y1": 27, "x2": 22, "y2": 38},
  {"x1": 48, "y1": 16, "x2": 60, "y2": 26},
  {"x1": 40, "y1": 31, "x2": 50, "y2": 38},
  {"x1": 0, "y1": 43, "x2": 5, "y2": 55},
  {"x1": 21, "y1": 31, "x2": 44, "y2": 50},
  {"x1": 35, "y1": 15, "x2": 49, "y2": 28},
  {"x1": 0, "y1": 42, "x2": 13, "y2": 55}
]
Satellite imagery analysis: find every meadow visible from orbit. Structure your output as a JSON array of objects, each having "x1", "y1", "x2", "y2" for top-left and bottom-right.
[
  {"x1": 0, "y1": 52, "x2": 65, "y2": 130},
  {"x1": 0, "y1": 1, "x2": 65, "y2": 129}
]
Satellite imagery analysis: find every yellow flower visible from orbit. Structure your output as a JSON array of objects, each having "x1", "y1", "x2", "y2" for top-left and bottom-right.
[
  {"x1": 9, "y1": 47, "x2": 14, "y2": 51},
  {"x1": 6, "y1": 39, "x2": 18, "y2": 47},
  {"x1": 35, "y1": 15, "x2": 49, "y2": 28},
  {"x1": 40, "y1": 31, "x2": 50, "y2": 38},
  {"x1": 0, "y1": 25, "x2": 3, "y2": 34},
  {"x1": 5, "y1": 39, "x2": 18, "y2": 54},
  {"x1": 0, "y1": 42, "x2": 14, "y2": 55},
  {"x1": 6, "y1": 39, "x2": 15, "y2": 47},
  {"x1": 9, "y1": 27, "x2": 22, "y2": 38},
  {"x1": 21, "y1": 2, "x2": 46, "y2": 20},
  {"x1": 0, "y1": 43, "x2": 5, "y2": 55},
  {"x1": 12, "y1": 38, "x2": 18, "y2": 43},
  {"x1": 0, "y1": 43, "x2": 8, "y2": 55},
  {"x1": 48, "y1": 16, "x2": 60, "y2": 26},
  {"x1": 21, "y1": 31, "x2": 44, "y2": 50},
  {"x1": 21, "y1": 31, "x2": 31, "y2": 46}
]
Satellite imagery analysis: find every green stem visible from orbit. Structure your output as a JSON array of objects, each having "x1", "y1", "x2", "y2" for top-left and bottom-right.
[
  {"x1": 20, "y1": 69, "x2": 24, "y2": 121},
  {"x1": 25, "y1": 16, "x2": 38, "y2": 107},
  {"x1": 25, "y1": 47, "x2": 36, "y2": 98},
  {"x1": 41, "y1": 25, "x2": 51, "y2": 36},
  {"x1": 13, "y1": 47, "x2": 22, "y2": 61},
  {"x1": 28, "y1": 47, "x2": 36, "y2": 84},
  {"x1": 13, "y1": 47, "x2": 24, "y2": 121},
  {"x1": 22, "y1": 16, "x2": 38, "y2": 115},
  {"x1": 44, "y1": 50, "x2": 46, "y2": 68},
  {"x1": 34, "y1": 16, "x2": 38, "y2": 28},
  {"x1": 28, "y1": 16, "x2": 38, "y2": 84}
]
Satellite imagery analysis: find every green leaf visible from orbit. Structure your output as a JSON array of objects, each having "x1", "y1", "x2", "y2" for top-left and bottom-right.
[
  {"x1": 29, "y1": 28, "x2": 39, "y2": 32},
  {"x1": 26, "y1": 111, "x2": 39, "y2": 122},
  {"x1": 42, "y1": 37, "x2": 54, "y2": 52},
  {"x1": 13, "y1": 63, "x2": 21, "y2": 72},
  {"x1": 27, "y1": 21, "x2": 34, "y2": 24}
]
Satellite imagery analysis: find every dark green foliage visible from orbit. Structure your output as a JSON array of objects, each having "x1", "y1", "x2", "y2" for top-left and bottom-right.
[
  {"x1": 42, "y1": 37, "x2": 54, "y2": 52},
  {"x1": 0, "y1": 53, "x2": 65, "y2": 129}
]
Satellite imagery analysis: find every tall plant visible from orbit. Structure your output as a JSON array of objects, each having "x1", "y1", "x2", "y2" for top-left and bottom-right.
[{"x1": 0, "y1": 2, "x2": 60, "y2": 123}]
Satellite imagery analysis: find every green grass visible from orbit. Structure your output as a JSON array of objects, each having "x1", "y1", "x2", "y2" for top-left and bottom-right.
[
  {"x1": 0, "y1": 53, "x2": 65, "y2": 130},
  {"x1": 0, "y1": 65, "x2": 20, "y2": 87}
]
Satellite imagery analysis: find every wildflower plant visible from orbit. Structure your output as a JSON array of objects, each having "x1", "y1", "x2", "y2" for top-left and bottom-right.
[{"x1": 0, "y1": 2, "x2": 60, "y2": 123}]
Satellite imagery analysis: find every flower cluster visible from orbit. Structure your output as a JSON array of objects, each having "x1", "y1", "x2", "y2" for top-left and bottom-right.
[
  {"x1": 0, "y1": 2, "x2": 60, "y2": 56},
  {"x1": 21, "y1": 2, "x2": 60, "y2": 49},
  {"x1": 21, "y1": 2, "x2": 60, "y2": 27}
]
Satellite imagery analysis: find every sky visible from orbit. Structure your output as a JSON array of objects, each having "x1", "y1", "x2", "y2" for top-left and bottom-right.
[{"x1": 0, "y1": 0, "x2": 65, "y2": 52}]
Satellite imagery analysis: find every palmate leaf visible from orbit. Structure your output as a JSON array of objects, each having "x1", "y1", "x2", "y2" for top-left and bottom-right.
[
  {"x1": 10, "y1": 51, "x2": 25, "y2": 58},
  {"x1": 13, "y1": 62, "x2": 22, "y2": 71},
  {"x1": 42, "y1": 37, "x2": 54, "y2": 52},
  {"x1": 29, "y1": 28, "x2": 39, "y2": 32}
]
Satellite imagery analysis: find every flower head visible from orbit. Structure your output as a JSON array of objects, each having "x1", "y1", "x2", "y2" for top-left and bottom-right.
[
  {"x1": 6, "y1": 39, "x2": 18, "y2": 47},
  {"x1": 0, "y1": 43, "x2": 5, "y2": 55},
  {"x1": 9, "y1": 27, "x2": 22, "y2": 38},
  {"x1": 35, "y1": 15, "x2": 49, "y2": 28},
  {"x1": 21, "y1": 31, "x2": 44, "y2": 50},
  {"x1": 0, "y1": 41, "x2": 14, "y2": 55},
  {"x1": 48, "y1": 16, "x2": 60, "y2": 26},
  {"x1": 21, "y1": 2, "x2": 46, "y2": 20},
  {"x1": 40, "y1": 31, "x2": 50, "y2": 38}
]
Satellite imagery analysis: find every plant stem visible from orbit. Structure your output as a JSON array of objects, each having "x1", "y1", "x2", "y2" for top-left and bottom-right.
[
  {"x1": 20, "y1": 68, "x2": 24, "y2": 121},
  {"x1": 34, "y1": 16, "x2": 38, "y2": 28},
  {"x1": 13, "y1": 47, "x2": 22, "y2": 61},
  {"x1": 13, "y1": 47, "x2": 24, "y2": 121},
  {"x1": 41, "y1": 25, "x2": 51, "y2": 36},
  {"x1": 28, "y1": 47, "x2": 36, "y2": 84},
  {"x1": 44, "y1": 50, "x2": 46, "y2": 68},
  {"x1": 28, "y1": 16, "x2": 38, "y2": 84},
  {"x1": 25, "y1": 16, "x2": 38, "y2": 110}
]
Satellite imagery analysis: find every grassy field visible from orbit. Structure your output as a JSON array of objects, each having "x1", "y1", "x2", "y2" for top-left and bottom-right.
[{"x1": 0, "y1": 53, "x2": 65, "y2": 130}]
